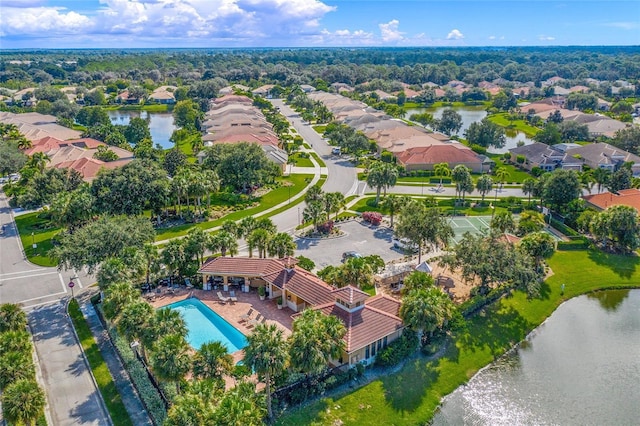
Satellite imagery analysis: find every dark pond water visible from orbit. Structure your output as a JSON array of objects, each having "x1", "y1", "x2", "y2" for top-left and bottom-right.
[
  {"x1": 107, "y1": 110, "x2": 176, "y2": 149},
  {"x1": 405, "y1": 106, "x2": 534, "y2": 154},
  {"x1": 431, "y1": 289, "x2": 640, "y2": 425}
]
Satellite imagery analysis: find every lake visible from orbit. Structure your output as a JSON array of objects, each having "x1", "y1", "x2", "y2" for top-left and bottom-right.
[
  {"x1": 107, "y1": 110, "x2": 176, "y2": 149},
  {"x1": 431, "y1": 289, "x2": 640, "y2": 425},
  {"x1": 405, "y1": 106, "x2": 534, "y2": 154}
]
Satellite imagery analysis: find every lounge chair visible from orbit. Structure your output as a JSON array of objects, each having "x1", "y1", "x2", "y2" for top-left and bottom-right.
[
  {"x1": 229, "y1": 290, "x2": 238, "y2": 303},
  {"x1": 217, "y1": 291, "x2": 229, "y2": 304},
  {"x1": 239, "y1": 308, "x2": 254, "y2": 323},
  {"x1": 247, "y1": 314, "x2": 262, "y2": 328}
]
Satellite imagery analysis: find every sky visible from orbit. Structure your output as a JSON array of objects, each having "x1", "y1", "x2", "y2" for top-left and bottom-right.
[{"x1": 0, "y1": 0, "x2": 639, "y2": 49}]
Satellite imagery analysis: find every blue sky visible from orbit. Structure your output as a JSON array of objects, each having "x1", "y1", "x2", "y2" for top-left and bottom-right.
[{"x1": 1, "y1": 0, "x2": 638, "y2": 49}]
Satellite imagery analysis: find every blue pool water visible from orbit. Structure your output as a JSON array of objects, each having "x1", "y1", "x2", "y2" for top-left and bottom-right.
[{"x1": 164, "y1": 298, "x2": 247, "y2": 352}]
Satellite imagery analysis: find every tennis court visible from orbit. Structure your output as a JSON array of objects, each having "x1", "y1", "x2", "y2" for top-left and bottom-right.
[{"x1": 448, "y1": 216, "x2": 493, "y2": 242}]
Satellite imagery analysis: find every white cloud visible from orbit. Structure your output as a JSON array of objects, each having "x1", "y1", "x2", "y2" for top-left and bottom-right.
[
  {"x1": 1, "y1": 0, "x2": 338, "y2": 45},
  {"x1": 446, "y1": 29, "x2": 464, "y2": 40},
  {"x1": 603, "y1": 21, "x2": 638, "y2": 30},
  {"x1": 315, "y1": 28, "x2": 374, "y2": 46},
  {"x1": 488, "y1": 35, "x2": 496, "y2": 40},
  {"x1": 538, "y1": 35, "x2": 555, "y2": 41},
  {"x1": 379, "y1": 19, "x2": 404, "y2": 42}
]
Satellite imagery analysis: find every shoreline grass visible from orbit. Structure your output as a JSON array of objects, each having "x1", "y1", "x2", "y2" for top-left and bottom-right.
[
  {"x1": 276, "y1": 249, "x2": 640, "y2": 425},
  {"x1": 68, "y1": 299, "x2": 133, "y2": 426},
  {"x1": 486, "y1": 113, "x2": 540, "y2": 138}
]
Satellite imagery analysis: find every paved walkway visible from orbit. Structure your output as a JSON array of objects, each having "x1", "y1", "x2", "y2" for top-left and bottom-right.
[
  {"x1": 28, "y1": 300, "x2": 111, "y2": 426},
  {"x1": 79, "y1": 292, "x2": 153, "y2": 426}
]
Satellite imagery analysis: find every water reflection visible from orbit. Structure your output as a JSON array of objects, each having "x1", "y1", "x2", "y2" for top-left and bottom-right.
[
  {"x1": 107, "y1": 110, "x2": 176, "y2": 149},
  {"x1": 431, "y1": 290, "x2": 640, "y2": 425},
  {"x1": 405, "y1": 106, "x2": 534, "y2": 154}
]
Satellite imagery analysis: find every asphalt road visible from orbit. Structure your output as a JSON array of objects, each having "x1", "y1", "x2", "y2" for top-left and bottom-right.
[
  {"x1": 267, "y1": 99, "x2": 360, "y2": 234},
  {"x1": 0, "y1": 191, "x2": 93, "y2": 308}
]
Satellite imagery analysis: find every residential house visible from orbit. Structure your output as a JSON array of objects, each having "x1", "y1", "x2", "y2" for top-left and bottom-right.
[
  {"x1": 330, "y1": 82, "x2": 355, "y2": 93},
  {"x1": 396, "y1": 144, "x2": 489, "y2": 173},
  {"x1": 0, "y1": 111, "x2": 82, "y2": 141},
  {"x1": 252, "y1": 85, "x2": 276, "y2": 98},
  {"x1": 566, "y1": 143, "x2": 640, "y2": 176},
  {"x1": 583, "y1": 189, "x2": 640, "y2": 212},
  {"x1": 509, "y1": 143, "x2": 582, "y2": 172},
  {"x1": 149, "y1": 86, "x2": 177, "y2": 104},
  {"x1": 198, "y1": 257, "x2": 405, "y2": 367},
  {"x1": 299, "y1": 84, "x2": 316, "y2": 93}
]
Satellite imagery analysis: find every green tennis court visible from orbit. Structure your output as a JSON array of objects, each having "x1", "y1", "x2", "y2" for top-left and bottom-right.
[{"x1": 448, "y1": 216, "x2": 493, "y2": 242}]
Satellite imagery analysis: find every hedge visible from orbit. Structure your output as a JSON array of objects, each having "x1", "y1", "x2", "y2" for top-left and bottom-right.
[
  {"x1": 375, "y1": 329, "x2": 418, "y2": 367},
  {"x1": 550, "y1": 218, "x2": 580, "y2": 237},
  {"x1": 557, "y1": 237, "x2": 590, "y2": 251}
]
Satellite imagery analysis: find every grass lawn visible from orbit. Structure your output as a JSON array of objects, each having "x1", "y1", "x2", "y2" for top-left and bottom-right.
[
  {"x1": 312, "y1": 125, "x2": 327, "y2": 134},
  {"x1": 14, "y1": 212, "x2": 61, "y2": 267},
  {"x1": 310, "y1": 152, "x2": 326, "y2": 167},
  {"x1": 489, "y1": 155, "x2": 532, "y2": 184},
  {"x1": 277, "y1": 249, "x2": 640, "y2": 425},
  {"x1": 487, "y1": 113, "x2": 539, "y2": 138},
  {"x1": 155, "y1": 174, "x2": 314, "y2": 241},
  {"x1": 290, "y1": 152, "x2": 314, "y2": 167},
  {"x1": 68, "y1": 299, "x2": 133, "y2": 426}
]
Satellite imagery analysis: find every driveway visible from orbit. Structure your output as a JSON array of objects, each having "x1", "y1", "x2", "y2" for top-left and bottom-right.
[{"x1": 294, "y1": 220, "x2": 406, "y2": 270}]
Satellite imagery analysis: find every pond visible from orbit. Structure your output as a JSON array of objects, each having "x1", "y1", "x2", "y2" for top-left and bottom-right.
[
  {"x1": 431, "y1": 289, "x2": 640, "y2": 425},
  {"x1": 405, "y1": 106, "x2": 534, "y2": 154},
  {"x1": 107, "y1": 110, "x2": 176, "y2": 149}
]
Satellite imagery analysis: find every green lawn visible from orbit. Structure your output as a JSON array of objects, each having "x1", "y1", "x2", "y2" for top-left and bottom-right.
[
  {"x1": 68, "y1": 299, "x2": 133, "y2": 426},
  {"x1": 489, "y1": 155, "x2": 532, "y2": 184},
  {"x1": 14, "y1": 212, "x2": 61, "y2": 267},
  {"x1": 290, "y1": 152, "x2": 314, "y2": 167},
  {"x1": 277, "y1": 249, "x2": 640, "y2": 425},
  {"x1": 312, "y1": 125, "x2": 327, "y2": 134},
  {"x1": 155, "y1": 174, "x2": 314, "y2": 241},
  {"x1": 310, "y1": 152, "x2": 326, "y2": 167},
  {"x1": 487, "y1": 113, "x2": 540, "y2": 138}
]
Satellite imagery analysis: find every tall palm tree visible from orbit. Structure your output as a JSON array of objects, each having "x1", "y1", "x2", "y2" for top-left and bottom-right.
[
  {"x1": 247, "y1": 229, "x2": 271, "y2": 258},
  {"x1": 185, "y1": 227, "x2": 210, "y2": 265},
  {"x1": 367, "y1": 162, "x2": 398, "y2": 205},
  {"x1": 494, "y1": 166, "x2": 510, "y2": 191},
  {"x1": 267, "y1": 232, "x2": 296, "y2": 258},
  {"x1": 202, "y1": 169, "x2": 220, "y2": 210},
  {"x1": 0, "y1": 350, "x2": 34, "y2": 389},
  {"x1": 592, "y1": 167, "x2": 611, "y2": 193},
  {"x1": 475, "y1": 174, "x2": 493, "y2": 203},
  {"x1": 139, "y1": 244, "x2": 160, "y2": 288},
  {"x1": 213, "y1": 381, "x2": 266, "y2": 425},
  {"x1": 208, "y1": 230, "x2": 238, "y2": 257},
  {"x1": 289, "y1": 309, "x2": 346, "y2": 375},
  {"x1": 303, "y1": 199, "x2": 326, "y2": 231},
  {"x1": 149, "y1": 308, "x2": 188, "y2": 343},
  {"x1": 243, "y1": 323, "x2": 288, "y2": 420},
  {"x1": 0, "y1": 303, "x2": 27, "y2": 332},
  {"x1": 522, "y1": 178, "x2": 537, "y2": 207},
  {"x1": 27, "y1": 152, "x2": 49, "y2": 172},
  {"x1": 151, "y1": 334, "x2": 192, "y2": 394},
  {"x1": 1, "y1": 379, "x2": 45, "y2": 426},
  {"x1": 117, "y1": 301, "x2": 154, "y2": 344},
  {"x1": 192, "y1": 341, "x2": 233, "y2": 381},
  {"x1": 452, "y1": 164, "x2": 471, "y2": 200},
  {"x1": 381, "y1": 194, "x2": 408, "y2": 229},
  {"x1": 433, "y1": 162, "x2": 451, "y2": 187}
]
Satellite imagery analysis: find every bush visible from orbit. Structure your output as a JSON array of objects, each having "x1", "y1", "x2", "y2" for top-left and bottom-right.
[
  {"x1": 317, "y1": 220, "x2": 334, "y2": 234},
  {"x1": 459, "y1": 287, "x2": 505, "y2": 318},
  {"x1": 375, "y1": 330, "x2": 418, "y2": 367},
  {"x1": 362, "y1": 211, "x2": 382, "y2": 225},
  {"x1": 470, "y1": 144, "x2": 487, "y2": 155}
]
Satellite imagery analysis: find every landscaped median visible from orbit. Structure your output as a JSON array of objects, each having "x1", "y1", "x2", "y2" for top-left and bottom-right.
[
  {"x1": 67, "y1": 299, "x2": 134, "y2": 426},
  {"x1": 276, "y1": 249, "x2": 640, "y2": 425}
]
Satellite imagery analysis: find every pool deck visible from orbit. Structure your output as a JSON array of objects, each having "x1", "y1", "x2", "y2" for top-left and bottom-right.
[{"x1": 147, "y1": 287, "x2": 294, "y2": 365}]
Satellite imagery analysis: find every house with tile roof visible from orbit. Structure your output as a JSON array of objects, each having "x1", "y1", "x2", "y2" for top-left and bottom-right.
[
  {"x1": 566, "y1": 143, "x2": 640, "y2": 176},
  {"x1": 198, "y1": 257, "x2": 406, "y2": 366},
  {"x1": 396, "y1": 144, "x2": 489, "y2": 173},
  {"x1": 509, "y1": 142, "x2": 582, "y2": 172},
  {"x1": 583, "y1": 189, "x2": 640, "y2": 212}
]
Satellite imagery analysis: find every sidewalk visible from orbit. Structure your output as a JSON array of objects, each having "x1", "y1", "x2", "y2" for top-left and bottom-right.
[
  {"x1": 28, "y1": 300, "x2": 111, "y2": 426},
  {"x1": 78, "y1": 292, "x2": 153, "y2": 426}
]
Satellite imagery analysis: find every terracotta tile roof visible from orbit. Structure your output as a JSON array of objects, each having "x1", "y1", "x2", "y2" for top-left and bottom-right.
[
  {"x1": 198, "y1": 257, "x2": 284, "y2": 277},
  {"x1": 365, "y1": 294, "x2": 401, "y2": 317},
  {"x1": 54, "y1": 157, "x2": 130, "y2": 182},
  {"x1": 396, "y1": 144, "x2": 482, "y2": 166},
  {"x1": 266, "y1": 268, "x2": 335, "y2": 306},
  {"x1": 583, "y1": 189, "x2": 640, "y2": 212},
  {"x1": 314, "y1": 303, "x2": 403, "y2": 352},
  {"x1": 331, "y1": 286, "x2": 370, "y2": 304}
]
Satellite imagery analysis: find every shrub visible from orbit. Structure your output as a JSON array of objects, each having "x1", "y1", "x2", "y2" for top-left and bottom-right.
[
  {"x1": 375, "y1": 329, "x2": 418, "y2": 367},
  {"x1": 470, "y1": 144, "x2": 487, "y2": 155},
  {"x1": 362, "y1": 211, "x2": 382, "y2": 225},
  {"x1": 317, "y1": 220, "x2": 334, "y2": 234}
]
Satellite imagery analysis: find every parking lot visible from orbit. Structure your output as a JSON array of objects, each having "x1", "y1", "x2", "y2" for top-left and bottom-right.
[{"x1": 294, "y1": 220, "x2": 405, "y2": 270}]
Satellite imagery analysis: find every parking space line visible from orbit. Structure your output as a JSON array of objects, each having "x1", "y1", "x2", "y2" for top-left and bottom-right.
[
  {"x1": 0, "y1": 271, "x2": 58, "y2": 282},
  {"x1": 19, "y1": 291, "x2": 67, "y2": 305},
  {"x1": 59, "y1": 273, "x2": 68, "y2": 293}
]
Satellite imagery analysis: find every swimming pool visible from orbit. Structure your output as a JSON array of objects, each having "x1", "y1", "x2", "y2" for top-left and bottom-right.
[{"x1": 163, "y1": 298, "x2": 247, "y2": 352}]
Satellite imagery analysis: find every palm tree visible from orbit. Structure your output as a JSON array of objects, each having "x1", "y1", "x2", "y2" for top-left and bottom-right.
[
  {"x1": 494, "y1": 166, "x2": 510, "y2": 191},
  {"x1": 238, "y1": 216, "x2": 257, "y2": 239},
  {"x1": 0, "y1": 330, "x2": 31, "y2": 356},
  {"x1": 247, "y1": 228, "x2": 271, "y2": 258},
  {"x1": 1, "y1": 379, "x2": 46, "y2": 426},
  {"x1": 381, "y1": 194, "x2": 408, "y2": 229},
  {"x1": 26, "y1": 152, "x2": 49, "y2": 172},
  {"x1": 139, "y1": 244, "x2": 160, "y2": 288},
  {"x1": 399, "y1": 287, "x2": 454, "y2": 341},
  {"x1": 202, "y1": 169, "x2": 220, "y2": 210},
  {"x1": 267, "y1": 232, "x2": 296, "y2": 258},
  {"x1": 213, "y1": 381, "x2": 266, "y2": 425},
  {"x1": 401, "y1": 271, "x2": 435, "y2": 293},
  {"x1": 0, "y1": 349, "x2": 34, "y2": 389},
  {"x1": 185, "y1": 227, "x2": 210, "y2": 265},
  {"x1": 475, "y1": 174, "x2": 493, "y2": 203},
  {"x1": 303, "y1": 199, "x2": 326, "y2": 231},
  {"x1": 0, "y1": 303, "x2": 27, "y2": 332},
  {"x1": 304, "y1": 185, "x2": 323, "y2": 204},
  {"x1": 243, "y1": 323, "x2": 288, "y2": 420},
  {"x1": 367, "y1": 162, "x2": 398, "y2": 205},
  {"x1": 433, "y1": 162, "x2": 451, "y2": 187},
  {"x1": 579, "y1": 170, "x2": 595, "y2": 194},
  {"x1": 289, "y1": 309, "x2": 346, "y2": 375},
  {"x1": 148, "y1": 308, "x2": 188, "y2": 344},
  {"x1": 491, "y1": 210, "x2": 516, "y2": 235},
  {"x1": 208, "y1": 230, "x2": 238, "y2": 257},
  {"x1": 117, "y1": 301, "x2": 154, "y2": 344},
  {"x1": 151, "y1": 334, "x2": 192, "y2": 393},
  {"x1": 522, "y1": 178, "x2": 537, "y2": 207},
  {"x1": 101, "y1": 282, "x2": 139, "y2": 322},
  {"x1": 193, "y1": 341, "x2": 234, "y2": 381},
  {"x1": 452, "y1": 164, "x2": 471, "y2": 200},
  {"x1": 593, "y1": 167, "x2": 611, "y2": 193},
  {"x1": 162, "y1": 239, "x2": 186, "y2": 278}
]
